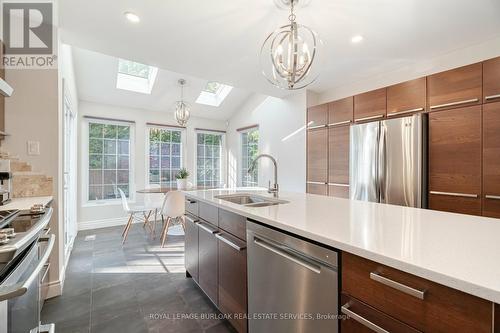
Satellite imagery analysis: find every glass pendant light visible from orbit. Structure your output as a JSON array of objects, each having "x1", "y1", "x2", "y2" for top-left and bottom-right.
[
  {"x1": 260, "y1": 0, "x2": 323, "y2": 90},
  {"x1": 174, "y1": 79, "x2": 190, "y2": 126}
]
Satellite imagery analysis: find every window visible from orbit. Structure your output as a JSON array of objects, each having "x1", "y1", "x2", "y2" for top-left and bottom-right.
[
  {"x1": 148, "y1": 127, "x2": 182, "y2": 186},
  {"x1": 196, "y1": 132, "x2": 223, "y2": 188},
  {"x1": 116, "y1": 59, "x2": 158, "y2": 94},
  {"x1": 241, "y1": 128, "x2": 259, "y2": 187},
  {"x1": 88, "y1": 122, "x2": 131, "y2": 201},
  {"x1": 195, "y1": 81, "x2": 233, "y2": 107}
]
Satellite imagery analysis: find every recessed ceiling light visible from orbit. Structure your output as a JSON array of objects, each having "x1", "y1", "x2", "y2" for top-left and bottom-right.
[
  {"x1": 124, "y1": 12, "x2": 140, "y2": 23},
  {"x1": 351, "y1": 35, "x2": 364, "y2": 44}
]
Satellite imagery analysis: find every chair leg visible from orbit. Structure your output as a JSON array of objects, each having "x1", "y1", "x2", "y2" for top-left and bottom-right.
[
  {"x1": 122, "y1": 213, "x2": 134, "y2": 244},
  {"x1": 122, "y1": 214, "x2": 132, "y2": 237},
  {"x1": 161, "y1": 217, "x2": 171, "y2": 248},
  {"x1": 144, "y1": 211, "x2": 153, "y2": 235},
  {"x1": 153, "y1": 209, "x2": 158, "y2": 238}
]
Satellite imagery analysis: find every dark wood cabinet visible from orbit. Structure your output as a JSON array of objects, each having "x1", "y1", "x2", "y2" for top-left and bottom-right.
[
  {"x1": 307, "y1": 128, "x2": 328, "y2": 183},
  {"x1": 342, "y1": 252, "x2": 493, "y2": 333},
  {"x1": 483, "y1": 101, "x2": 500, "y2": 218},
  {"x1": 306, "y1": 183, "x2": 327, "y2": 195},
  {"x1": 428, "y1": 63, "x2": 482, "y2": 111},
  {"x1": 341, "y1": 294, "x2": 420, "y2": 333},
  {"x1": 354, "y1": 88, "x2": 386, "y2": 123},
  {"x1": 307, "y1": 103, "x2": 328, "y2": 127},
  {"x1": 198, "y1": 221, "x2": 219, "y2": 305},
  {"x1": 328, "y1": 125, "x2": 349, "y2": 186},
  {"x1": 428, "y1": 105, "x2": 482, "y2": 215},
  {"x1": 217, "y1": 232, "x2": 247, "y2": 333},
  {"x1": 483, "y1": 56, "x2": 500, "y2": 104},
  {"x1": 328, "y1": 184, "x2": 349, "y2": 199},
  {"x1": 387, "y1": 77, "x2": 426, "y2": 117},
  {"x1": 328, "y1": 97, "x2": 353, "y2": 125},
  {"x1": 184, "y1": 215, "x2": 199, "y2": 282}
]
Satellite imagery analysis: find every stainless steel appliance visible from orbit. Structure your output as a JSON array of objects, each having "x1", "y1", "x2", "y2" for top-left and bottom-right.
[
  {"x1": 350, "y1": 114, "x2": 427, "y2": 207},
  {"x1": 0, "y1": 208, "x2": 54, "y2": 333},
  {"x1": 247, "y1": 221, "x2": 339, "y2": 333}
]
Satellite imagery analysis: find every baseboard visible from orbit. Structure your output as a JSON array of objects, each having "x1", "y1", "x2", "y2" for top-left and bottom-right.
[
  {"x1": 78, "y1": 216, "x2": 134, "y2": 231},
  {"x1": 46, "y1": 280, "x2": 63, "y2": 299}
]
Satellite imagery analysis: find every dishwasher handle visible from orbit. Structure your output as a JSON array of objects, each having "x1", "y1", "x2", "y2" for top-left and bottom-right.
[{"x1": 253, "y1": 237, "x2": 321, "y2": 274}]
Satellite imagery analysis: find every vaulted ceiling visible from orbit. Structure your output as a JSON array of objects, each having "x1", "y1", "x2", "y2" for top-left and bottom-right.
[{"x1": 61, "y1": 0, "x2": 500, "y2": 98}]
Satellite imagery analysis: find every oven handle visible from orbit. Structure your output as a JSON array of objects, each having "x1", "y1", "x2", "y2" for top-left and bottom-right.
[{"x1": 0, "y1": 234, "x2": 55, "y2": 302}]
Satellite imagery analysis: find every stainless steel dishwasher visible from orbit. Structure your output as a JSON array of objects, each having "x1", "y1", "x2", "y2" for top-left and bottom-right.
[{"x1": 247, "y1": 221, "x2": 339, "y2": 333}]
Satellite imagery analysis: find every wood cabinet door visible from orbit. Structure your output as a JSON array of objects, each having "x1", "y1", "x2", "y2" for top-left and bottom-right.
[
  {"x1": 328, "y1": 97, "x2": 353, "y2": 125},
  {"x1": 307, "y1": 103, "x2": 328, "y2": 128},
  {"x1": 218, "y1": 232, "x2": 247, "y2": 333},
  {"x1": 328, "y1": 125, "x2": 350, "y2": 185},
  {"x1": 429, "y1": 105, "x2": 482, "y2": 215},
  {"x1": 184, "y1": 215, "x2": 199, "y2": 282},
  {"x1": 387, "y1": 77, "x2": 426, "y2": 117},
  {"x1": 428, "y1": 63, "x2": 482, "y2": 111},
  {"x1": 483, "y1": 56, "x2": 500, "y2": 104},
  {"x1": 198, "y1": 221, "x2": 219, "y2": 305},
  {"x1": 354, "y1": 88, "x2": 386, "y2": 123},
  {"x1": 306, "y1": 183, "x2": 328, "y2": 195},
  {"x1": 307, "y1": 128, "x2": 328, "y2": 183},
  {"x1": 328, "y1": 184, "x2": 349, "y2": 199},
  {"x1": 483, "y1": 102, "x2": 500, "y2": 218}
]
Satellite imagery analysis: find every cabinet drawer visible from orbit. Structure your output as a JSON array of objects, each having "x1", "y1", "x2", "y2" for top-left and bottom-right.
[
  {"x1": 428, "y1": 63, "x2": 482, "y2": 111},
  {"x1": 341, "y1": 294, "x2": 420, "y2": 333},
  {"x1": 184, "y1": 214, "x2": 199, "y2": 282},
  {"x1": 342, "y1": 252, "x2": 493, "y2": 333},
  {"x1": 198, "y1": 221, "x2": 219, "y2": 305},
  {"x1": 199, "y1": 201, "x2": 218, "y2": 226},
  {"x1": 218, "y1": 209, "x2": 246, "y2": 241},
  {"x1": 185, "y1": 197, "x2": 199, "y2": 216}
]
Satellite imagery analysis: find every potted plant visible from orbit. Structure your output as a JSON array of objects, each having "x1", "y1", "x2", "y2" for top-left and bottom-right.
[{"x1": 175, "y1": 168, "x2": 189, "y2": 190}]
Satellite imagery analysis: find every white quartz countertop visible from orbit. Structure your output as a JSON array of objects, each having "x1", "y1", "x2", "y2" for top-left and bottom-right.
[
  {"x1": 0, "y1": 196, "x2": 53, "y2": 211},
  {"x1": 185, "y1": 188, "x2": 500, "y2": 303}
]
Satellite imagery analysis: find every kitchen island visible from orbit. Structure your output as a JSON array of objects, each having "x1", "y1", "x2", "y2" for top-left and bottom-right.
[{"x1": 184, "y1": 188, "x2": 500, "y2": 332}]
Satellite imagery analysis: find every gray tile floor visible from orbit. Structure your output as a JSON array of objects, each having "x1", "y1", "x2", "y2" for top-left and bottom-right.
[{"x1": 41, "y1": 224, "x2": 236, "y2": 333}]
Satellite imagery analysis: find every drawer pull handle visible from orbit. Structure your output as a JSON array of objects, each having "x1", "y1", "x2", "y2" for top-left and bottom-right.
[
  {"x1": 184, "y1": 214, "x2": 199, "y2": 224},
  {"x1": 307, "y1": 124, "x2": 327, "y2": 130},
  {"x1": 430, "y1": 98, "x2": 479, "y2": 110},
  {"x1": 328, "y1": 120, "x2": 351, "y2": 126},
  {"x1": 216, "y1": 233, "x2": 246, "y2": 251},
  {"x1": 430, "y1": 191, "x2": 478, "y2": 198},
  {"x1": 341, "y1": 303, "x2": 390, "y2": 333},
  {"x1": 328, "y1": 183, "x2": 349, "y2": 187},
  {"x1": 186, "y1": 198, "x2": 197, "y2": 204},
  {"x1": 485, "y1": 94, "x2": 500, "y2": 101},
  {"x1": 370, "y1": 272, "x2": 426, "y2": 300},
  {"x1": 197, "y1": 222, "x2": 218, "y2": 234},
  {"x1": 355, "y1": 114, "x2": 385, "y2": 122},
  {"x1": 485, "y1": 195, "x2": 500, "y2": 200},
  {"x1": 387, "y1": 107, "x2": 424, "y2": 116},
  {"x1": 307, "y1": 181, "x2": 327, "y2": 185}
]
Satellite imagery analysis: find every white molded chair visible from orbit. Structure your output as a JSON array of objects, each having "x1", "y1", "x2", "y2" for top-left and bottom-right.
[
  {"x1": 119, "y1": 188, "x2": 154, "y2": 244},
  {"x1": 143, "y1": 184, "x2": 164, "y2": 237},
  {"x1": 159, "y1": 191, "x2": 186, "y2": 247}
]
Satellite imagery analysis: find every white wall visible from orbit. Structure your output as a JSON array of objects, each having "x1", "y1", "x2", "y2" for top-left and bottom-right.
[
  {"x1": 77, "y1": 101, "x2": 226, "y2": 228},
  {"x1": 226, "y1": 92, "x2": 307, "y2": 193},
  {"x1": 317, "y1": 35, "x2": 500, "y2": 104}
]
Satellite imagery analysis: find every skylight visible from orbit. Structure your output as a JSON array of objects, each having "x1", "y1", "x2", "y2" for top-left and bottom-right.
[
  {"x1": 195, "y1": 81, "x2": 233, "y2": 107},
  {"x1": 116, "y1": 59, "x2": 158, "y2": 94}
]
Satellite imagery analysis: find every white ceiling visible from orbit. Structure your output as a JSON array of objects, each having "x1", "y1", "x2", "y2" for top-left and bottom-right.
[
  {"x1": 71, "y1": 47, "x2": 254, "y2": 120},
  {"x1": 61, "y1": 0, "x2": 500, "y2": 98}
]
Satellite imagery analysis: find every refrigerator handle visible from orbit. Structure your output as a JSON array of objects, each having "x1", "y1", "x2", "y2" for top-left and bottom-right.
[{"x1": 378, "y1": 123, "x2": 387, "y2": 203}]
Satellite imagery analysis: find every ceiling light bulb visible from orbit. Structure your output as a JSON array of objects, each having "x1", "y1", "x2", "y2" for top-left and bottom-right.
[
  {"x1": 124, "y1": 12, "x2": 140, "y2": 23},
  {"x1": 351, "y1": 35, "x2": 364, "y2": 44}
]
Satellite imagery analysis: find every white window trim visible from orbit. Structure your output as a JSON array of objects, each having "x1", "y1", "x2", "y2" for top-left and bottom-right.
[
  {"x1": 239, "y1": 127, "x2": 259, "y2": 187},
  {"x1": 81, "y1": 118, "x2": 136, "y2": 207},
  {"x1": 145, "y1": 124, "x2": 186, "y2": 188},
  {"x1": 194, "y1": 130, "x2": 226, "y2": 188}
]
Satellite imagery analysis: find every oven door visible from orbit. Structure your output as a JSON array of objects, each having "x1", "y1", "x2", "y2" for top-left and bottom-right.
[{"x1": 0, "y1": 234, "x2": 55, "y2": 333}]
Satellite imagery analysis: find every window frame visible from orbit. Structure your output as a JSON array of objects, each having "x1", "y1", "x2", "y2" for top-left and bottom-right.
[
  {"x1": 195, "y1": 130, "x2": 225, "y2": 188},
  {"x1": 82, "y1": 118, "x2": 135, "y2": 207},
  {"x1": 145, "y1": 125, "x2": 185, "y2": 188},
  {"x1": 240, "y1": 127, "x2": 259, "y2": 187}
]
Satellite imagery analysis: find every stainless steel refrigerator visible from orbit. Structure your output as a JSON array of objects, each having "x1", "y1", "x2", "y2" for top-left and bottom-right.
[{"x1": 349, "y1": 114, "x2": 427, "y2": 208}]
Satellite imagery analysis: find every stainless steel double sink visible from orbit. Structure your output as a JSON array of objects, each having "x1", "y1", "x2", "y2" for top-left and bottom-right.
[{"x1": 214, "y1": 194, "x2": 289, "y2": 207}]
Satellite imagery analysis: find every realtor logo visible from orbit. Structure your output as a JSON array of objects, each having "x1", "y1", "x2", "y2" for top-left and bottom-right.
[{"x1": 2, "y1": 2, "x2": 53, "y2": 54}]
